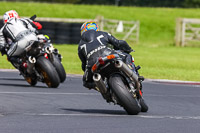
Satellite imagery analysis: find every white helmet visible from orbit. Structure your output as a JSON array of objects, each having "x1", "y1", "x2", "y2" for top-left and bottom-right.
[{"x1": 3, "y1": 10, "x2": 19, "y2": 24}]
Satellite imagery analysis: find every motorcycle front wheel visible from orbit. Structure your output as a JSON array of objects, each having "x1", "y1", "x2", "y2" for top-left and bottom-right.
[
  {"x1": 109, "y1": 74, "x2": 141, "y2": 115},
  {"x1": 52, "y1": 54, "x2": 66, "y2": 83},
  {"x1": 139, "y1": 98, "x2": 148, "y2": 112},
  {"x1": 24, "y1": 75, "x2": 37, "y2": 86},
  {"x1": 36, "y1": 56, "x2": 60, "y2": 88}
]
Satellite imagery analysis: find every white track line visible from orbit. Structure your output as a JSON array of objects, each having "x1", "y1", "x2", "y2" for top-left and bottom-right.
[
  {"x1": 145, "y1": 79, "x2": 200, "y2": 85},
  {"x1": 24, "y1": 113, "x2": 200, "y2": 120},
  {"x1": 0, "y1": 92, "x2": 200, "y2": 98},
  {"x1": 138, "y1": 115, "x2": 200, "y2": 120},
  {"x1": 0, "y1": 92, "x2": 98, "y2": 95},
  {"x1": 146, "y1": 94, "x2": 200, "y2": 98}
]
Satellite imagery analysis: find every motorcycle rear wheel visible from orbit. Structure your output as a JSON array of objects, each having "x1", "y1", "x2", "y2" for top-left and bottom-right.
[
  {"x1": 36, "y1": 56, "x2": 60, "y2": 88},
  {"x1": 109, "y1": 74, "x2": 141, "y2": 115}
]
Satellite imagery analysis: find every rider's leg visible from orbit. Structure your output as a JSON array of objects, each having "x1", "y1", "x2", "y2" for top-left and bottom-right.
[
  {"x1": 8, "y1": 56, "x2": 22, "y2": 69},
  {"x1": 82, "y1": 67, "x2": 96, "y2": 89}
]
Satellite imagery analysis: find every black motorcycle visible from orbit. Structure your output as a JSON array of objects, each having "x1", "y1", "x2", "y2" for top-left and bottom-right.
[
  {"x1": 91, "y1": 53, "x2": 148, "y2": 115},
  {"x1": 10, "y1": 35, "x2": 66, "y2": 88}
]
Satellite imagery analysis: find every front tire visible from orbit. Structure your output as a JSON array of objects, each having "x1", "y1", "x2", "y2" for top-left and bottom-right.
[
  {"x1": 139, "y1": 98, "x2": 148, "y2": 112},
  {"x1": 36, "y1": 56, "x2": 60, "y2": 88},
  {"x1": 52, "y1": 54, "x2": 66, "y2": 83},
  {"x1": 109, "y1": 74, "x2": 141, "y2": 115},
  {"x1": 24, "y1": 75, "x2": 37, "y2": 86}
]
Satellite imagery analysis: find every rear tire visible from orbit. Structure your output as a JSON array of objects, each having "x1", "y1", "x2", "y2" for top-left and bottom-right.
[
  {"x1": 52, "y1": 54, "x2": 66, "y2": 83},
  {"x1": 36, "y1": 56, "x2": 60, "y2": 88},
  {"x1": 109, "y1": 74, "x2": 141, "y2": 115}
]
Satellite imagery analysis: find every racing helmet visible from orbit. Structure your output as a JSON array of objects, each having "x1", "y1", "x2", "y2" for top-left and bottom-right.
[
  {"x1": 81, "y1": 21, "x2": 99, "y2": 35},
  {"x1": 3, "y1": 10, "x2": 20, "y2": 24}
]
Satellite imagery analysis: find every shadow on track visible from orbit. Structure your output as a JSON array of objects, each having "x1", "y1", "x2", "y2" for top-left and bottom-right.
[
  {"x1": 0, "y1": 83, "x2": 47, "y2": 88},
  {"x1": 61, "y1": 108, "x2": 127, "y2": 115},
  {"x1": 0, "y1": 77, "x2": 24, "y2": 81},
  {"x1": 0, "y1": 77, "x2": 53, "y2": 88}
]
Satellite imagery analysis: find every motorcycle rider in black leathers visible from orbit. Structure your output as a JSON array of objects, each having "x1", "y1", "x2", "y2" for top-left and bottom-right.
[{"x1": 78, "y1": 21, "x2": 141, "y2": 89}]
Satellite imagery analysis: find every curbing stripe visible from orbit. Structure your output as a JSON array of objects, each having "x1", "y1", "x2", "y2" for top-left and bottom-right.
[{"x1": 145, "y1": 79, "x2": 200, "y2": 85}]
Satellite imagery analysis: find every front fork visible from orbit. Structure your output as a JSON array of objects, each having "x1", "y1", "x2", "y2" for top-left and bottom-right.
[
  {"x1": 44, "y1": 45, "x2": 54, "y2": 62},
  {"x1": 44, "y1": 46, "x2": 62, "y2": 63}
]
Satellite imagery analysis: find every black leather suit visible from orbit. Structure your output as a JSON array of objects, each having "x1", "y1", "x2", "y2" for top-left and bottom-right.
[{"x1": 78, "y1": 30, "x2": 134, "y2": 89}]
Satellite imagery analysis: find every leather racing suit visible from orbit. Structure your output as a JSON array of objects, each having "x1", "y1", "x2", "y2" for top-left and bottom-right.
[
  {"x1": 0, "y1": 17, "x2": 39, "y2": 67},
  {"x1": 78, "y1": 30, "x2": 135, "y2": 89}
]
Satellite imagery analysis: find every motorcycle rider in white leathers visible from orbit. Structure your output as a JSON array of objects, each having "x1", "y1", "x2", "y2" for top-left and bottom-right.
[{"x1": 0, "y1": 10, "x2": 40, "y2": 68}]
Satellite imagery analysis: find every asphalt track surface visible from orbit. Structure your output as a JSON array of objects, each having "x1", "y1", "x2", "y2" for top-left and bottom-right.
[{"x1": 0, "y1": 70, "x2": 200, "y2": 133}]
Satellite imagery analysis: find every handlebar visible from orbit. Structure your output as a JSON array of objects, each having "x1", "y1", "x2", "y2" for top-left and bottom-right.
[{"x1": 30, "y1": 15, "x2": 37, "y2": 21}]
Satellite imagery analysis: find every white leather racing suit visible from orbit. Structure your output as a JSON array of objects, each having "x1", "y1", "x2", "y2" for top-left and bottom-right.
[{"x1": 0, "y1": 17, "x2": 38, "y2": 57}]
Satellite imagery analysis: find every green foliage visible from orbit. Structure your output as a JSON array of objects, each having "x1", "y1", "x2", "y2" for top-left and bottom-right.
[{"x1": 183, "y1": 0, "x2": 200, "y2": 7}]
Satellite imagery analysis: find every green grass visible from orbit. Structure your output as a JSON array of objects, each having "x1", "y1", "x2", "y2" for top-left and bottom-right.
[
  {"x1": 58, "y1": 45, "x2": 200, "y2": 81},
  {"x1": 0, "y1": 2, "x2": 200, "y2": 81},
  {"x1": 0, "y1": 44, "x2": 199, "y2": 81},
  {"x1": 133, "y1": 46, "x2": 200, "y2": 81}
]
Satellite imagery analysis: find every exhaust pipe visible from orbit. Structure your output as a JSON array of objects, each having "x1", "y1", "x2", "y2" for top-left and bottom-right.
[
  {"x1": 115, "y1": 60, "x2": 140, "y2": 90},
  {"x1": 93, "y1": 73, "x2": 107, "y2": 94},
  {"x1": 27, "y1": 56, "x2": 36, "y2": 74}
]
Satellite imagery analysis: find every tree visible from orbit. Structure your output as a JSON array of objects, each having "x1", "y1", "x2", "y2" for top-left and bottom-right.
[{"x1": 183, "y1": 0, "x2": 200, "y2": 7}]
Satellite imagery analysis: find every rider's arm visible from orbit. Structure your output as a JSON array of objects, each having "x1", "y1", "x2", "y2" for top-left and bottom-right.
[
  {"x1": 105, "y1": 32, "x2": 132, "y2": 53},
  {"x1": 29, "y1": 15, "x2": 42, "y2": 30},
  {"x1": 78, "y1": 47, "x2": 87, "y2": 71},
  {"x1": 0, "y1": 28, "x2": 7, "y2": 55},
  {"x1": 25, "y1": 18, "x2": 42, "y2": 30},
  {"x1": 20, "y1": 18, "x2": 38, "y2": 33}
]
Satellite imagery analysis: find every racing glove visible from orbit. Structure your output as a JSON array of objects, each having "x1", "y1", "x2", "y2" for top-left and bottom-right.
[{"x1": 118, "y1": 40, "x2": 133, "y2": 54}]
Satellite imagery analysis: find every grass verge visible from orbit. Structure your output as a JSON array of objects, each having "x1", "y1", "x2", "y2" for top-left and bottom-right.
[{"x1": 1, "y1": 44, "x2": 199, "y2": 81}]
